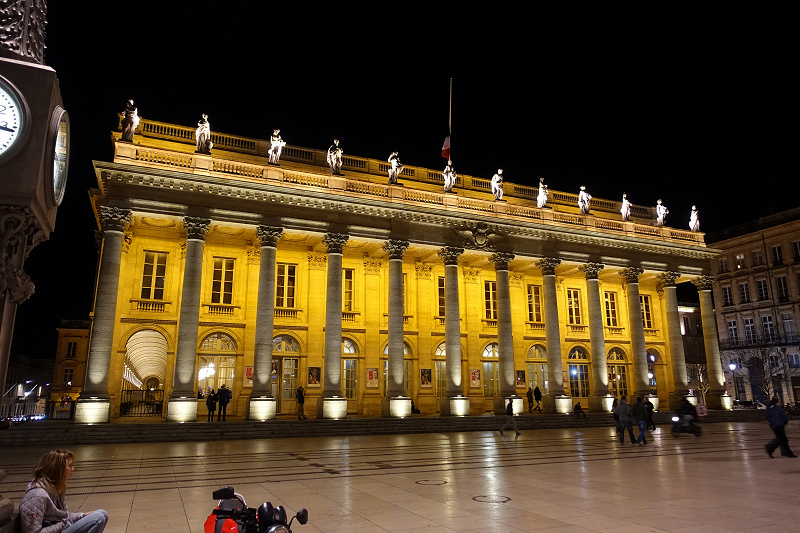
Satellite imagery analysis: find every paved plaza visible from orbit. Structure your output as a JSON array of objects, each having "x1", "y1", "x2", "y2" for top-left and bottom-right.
[{"x1": 2, "y1": 421, "x2": 798, "y2": 532}]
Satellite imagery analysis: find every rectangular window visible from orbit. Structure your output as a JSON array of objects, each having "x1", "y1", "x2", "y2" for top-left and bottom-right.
[
  {"x1": 527, "y1": 285, "x2": 543, "y2": 322},
  {"x1": 568, "y1": 364, "x2": 590, "y2": 398},
  {"x1": 789, "y1": 354, "x2": 800, "y2": 369},
  {"x1": 484, "y1": 280, "x2": 497, "y2": 320},
  {"x1": 141, "y1": 251, "x2": 167, "y2": 300},
  {"x1": 197, "y1": 355, "x2": 235, "y2": 392},
  {"x1": 682, "y1": 316, "x2": 690, "y2": 335},
  {"x1": 739, "y1": 283, "x2": 751, "y2": 304},
  {"x1": 794, "y1": 241, "x2": 800, "y2": 262},
  {"x1": 722, "y1": 286, "x2": 733, "y2": 306},
  {"x1": 640, "y1": 294, "x2": 653, "y2": 329},
  {"x1": 762, "y1": 315, "x2": 775, "y2": 342},
  {"x1": 735, "y1": 253, "x2": 746, "y2": 270},
  {"x1": 727, "y1": 320, "x2": 739, "y2": 343},
  {"x1": 776, "y1": 276, "x2": 789, "y2": 301},
  {"x1": 718, "y1": 257, "x2": 729, "y2": 273},
  {"x1": 744, "y1": 318, "x2": 755, "y2": 343},
  {"x1": 402, "y1": 273, "x2": 407, "y2": 314},
  {"x1": 342, "y1": 268, "x2": 354, "y2": 311},
  {"x1": 567, "y1": 289, "x2": 582, "y2": 325},
  {"x1": 63, "y1": 367, "x2": 74, "y2": 386},
  {"x1": 66, "y1": 341, "x2": 77, "y2": 358},
  {"x1": 757, "y1": 279, "x2": 769, "y2": 301},
  {"x1": 608, "y1": 364, "x2": 627, "y2": 398},
  {"x1": 275, "y1": 263, "x2": 296, "y2": 307},
  {"x1": 211, "y1": 258, "x2": 234, "y2": 305},
  {"x1": 435, "y1": 361, "x2": 447, "y2": 398},
  {"x1": 437, "y1": 277, "x2": 445, "y2": 317},
  {"x1": 782, "y1": 313, "x2": 795, "y2": 340},
  {"x1": 527, "y1": 362, "x2": 549, "y2": 395},
  {"x1": 752, "y1": 249, "x2": 764, "y2": 266},
  {"x1": 604, "y1": 292, "x2": 618, "y2": 327},
  {"x1": 772, "y1": 245, "x2": 784, "y2": 266}
]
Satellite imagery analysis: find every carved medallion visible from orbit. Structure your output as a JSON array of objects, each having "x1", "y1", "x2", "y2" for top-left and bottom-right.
[
  {"x1": 415, "y1": 262, "x2": 434, "y2": 279},
  {"x1": 454, "y1": 223, "x2": 503, "y2": 250},
  {"x1": 307, "y1": 252, "x2": 328, "y2": 270},
  {"x1": 363, "y1": 257, "x2": 383, "y2": 274}
]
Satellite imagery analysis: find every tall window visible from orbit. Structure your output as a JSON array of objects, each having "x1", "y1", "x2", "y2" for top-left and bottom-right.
[
  {"x1": 211, "y1": 258, "x2": 234, "y2": 305},
  {"x1": 66, "y1": 341, "x2": 77, "y2": 358},
  {"x1": 604, "y1": 292, "x2": 618, "y2": 327},
  {"x1": 484, "y1": 281, "x2": 497, "y2": 319},
  {"x1": 607, "y1": 348, "x2": 627, "y2": 398},
  {"x1": 141, "y1": 251, "x2": 167, "y2": 300},
  {"x1": 739, "y1": 283, "x2": 751, "y2": 304},
  {"x1": 527, "y1": 344, "x2": 548, "y2": 394},
  {"x1": 342, "y1": 268, "x2": 354, "y2": 311},
  {"x1": 735, "y1": 253, "x2": 746, "y2": 270},
  {"x1": 772, "y1": 245, "x2": 783, "y2": 266},
  {"x1": 752, "y1": 249, "x2": 764, "y2": 266},
  {"x1": 722, "y1": 286, "x2": 733, "y2": 306},
  {"x1": 793, "y1": 241, "x2": 800, "y2": 262},
  {"x1": 197, "y1": 333, "x2": 237, "y2": 394},
  {"x1": 275, "y1": 263, "x2": 296, "y2": 307},
  {"x1": 640, "y1": 295, "x2": 653, "y2": 329},
  {"x1": 483, "y1": 343, "x2": 499, "y2": 397},
  {"x1": 567, "y1": 288, "x2": 582, "y2": 325},
  {"x1": 568, "y1": 347, "x2": 590, "y2": 398},
  {"x1": 382, "y1": 342, "x2": 411, "y2": 396},
  {"x1": 762, "y1": 315, "x2": 775, "y2": 342},
  {"x1": 727, "y1": 320, "x2": 739, "y2": 343},
  {"x1": 527, "y1": 285, "x2": 542, "y2": 322},
  {"x1": 682, "y1": 316, "x2": 690, "y2": 335},
  {"x1": 756, "y1": 279, "x2": 769, "y2": 301},
  {"x1": 776, "y1": 276, "x2": 789, "y2": 301},
  {"x1": 647, "y1": 351, "x2": 658, "y2": 392},
  {"x1": 744, "y1": 318, "x2": 755, "y2": 343},
  {"x1": 718, "y1": 258, "x2": 729, "y2": 273},
  {"x1": 342, "y1": 338, "x2": 358, "y2": 403},
  {"x1": 63, "y1": 367, "x2": 74, "y2": 386},
  {"x1": 437, "y1": 277, "x2": 445, "y2": 317},
  {"x1": 782, "y1": 313, "x2": 795, "y2": 340}
]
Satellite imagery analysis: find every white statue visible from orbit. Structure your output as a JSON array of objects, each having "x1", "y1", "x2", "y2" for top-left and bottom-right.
[
  {"x1": 620, "y1": 193, "x2": 631, "y2": 221},
  {"x1": 327, "y1": 138, "x2": 343, "y2": 175},
  {"x1": 387, "y1": 151, "x2": 404, "y2": 184},
  {"x1": 578, "y1": 186, "x2": 591, "y2": 215},
  {"x1": 443, "y1": 160, "x2": 457, "y2": 193},
  {"x1": 491, "y1": 169, "x2": 504, "y2": 201},
  {"x1": 537, "y1": 177, "x2": 548, "y2": 208},
  {"x1": 195, "y1": 113, "x2": 213, "y2": 154},
  {"x1": 120, "y1": 99, "x2": 139, "y2": 143},
  {"x1": 689, "y1": 205, "x2": 700, "y2": 231},
  {"x1": 656, "y1": 199, "x2": 669, "y2": 227},
  {"x1": 268, "y1": 129, "x2": 286, "y2": 164}
]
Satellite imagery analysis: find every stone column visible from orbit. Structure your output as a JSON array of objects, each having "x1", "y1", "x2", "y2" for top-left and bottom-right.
[
  {"x1": 536, "y1": 258, "x2": 570, "y2": 413},
  {"x1": 167, "y1": 217, "x2": 211, "y2": 422},
  {"x1": 249, "y1": 225, "x2": 283, "y2": 420},
  {"x1": 620, "y1": 267, "x2": 650, "y2": 398},
  {"x1": 382, "y1": 239, "x2": 411, "y2": 417},
  {"x1": 75, "y1": 207, "x2": 131, "y2": 423},
  {"x1": 490, "y1": 252, "x2": 521, "y2": 414},
  {"x1": 580, "y1": 263, "x2": 613, "y2": 412},
  {"x1": 318, "y1": 232, "x2": 349, "y2": 419},
  {"x1": 437, "y1": 246, "x2": 470, "y2": 416},
  {"x1": 658, "y1": 272, "x2": 692, "y2": 410},
  {"x1": 693, "y1": 275, "x2": 731, "y2": 409}
]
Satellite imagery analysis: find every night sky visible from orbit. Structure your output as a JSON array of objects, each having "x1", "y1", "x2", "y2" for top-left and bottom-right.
[{"x1": 9, "y1": 2, "x2": 797, "y2": 358}]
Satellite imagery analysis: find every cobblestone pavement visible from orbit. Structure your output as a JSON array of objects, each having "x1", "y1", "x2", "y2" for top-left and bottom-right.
[{"x1": 2, "y1": 421, "x2": 798, "y2": 532}]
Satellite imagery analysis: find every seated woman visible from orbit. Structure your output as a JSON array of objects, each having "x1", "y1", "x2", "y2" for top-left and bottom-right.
[{"x1": 20, "y1": 449, "x2": 108, "y2": 533}]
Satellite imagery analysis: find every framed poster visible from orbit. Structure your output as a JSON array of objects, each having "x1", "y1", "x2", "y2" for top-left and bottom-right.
[
  {"x1": 470, "y1": 369, "x2": 481, "y2": 388},
  {"x1": 420, "y1": 368, "x2": 432, "y2": 387},
  {"x1": 244, "y1": 365, "x2": 254, "y2": 388},
  {"x1": 307, "y1": 366, "x2": 321, "y2": 387},
  {"x1": 516, "y1": 370, "x2": 526, "y2": 387},
  {"x1": 367, "y1": 368, "x2": 379, "y2": 388}
]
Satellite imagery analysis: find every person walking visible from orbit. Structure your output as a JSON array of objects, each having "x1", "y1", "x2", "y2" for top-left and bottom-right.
[
  {"x1": 645, "y1": 397, "x2": 656, "y2": 430},
  {"x1": 611, "y1": 397, "x2": 620, "y2": 435},
  {"x1": 296, "y1": 385, "x2": 307, "y2": 420},
  {"x1": 205, "y1": 388, "x2": 218, "y2": 422},
  {"x1": 526, "y1": 386, "x2": 534, "y2": 413},
  {"x1": 533, "y1": 386, "x2": 543, "y2": 412},
  {"x1": 631, "y1": 396, "x2": 648, "y2": 445},
  {"x1": 217, "y1": 384, "x2": 231, "y2": 421},
  {"x1": 20, "y1": 449, "x2": 109, "y2": 533},
  {"x1": 614, "y1": 395, "x2": 636, "y2": 444},
  {"x1": 498, "y1": 400, "x2": 521, "y2": 436},
  {"x1": 765, "y1": 397, "x2": 797, "y2": 458}
]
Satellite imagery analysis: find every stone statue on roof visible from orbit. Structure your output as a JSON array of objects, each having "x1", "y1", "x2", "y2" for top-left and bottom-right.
[
  {"x1": 578, "y1": 186, "x2": 591, "y2": 215},
  {"x1": 689, "y1": 205, "x2": 700, "y2": 231},
  {"x1": 620, "y1": 193, "x2": 631, "y2": 221},
  {"x1": 268, "y1": 129, "x2": 285, "y2": 164},
  {"x1": 120, "y1": 99, "x2": 139, "y2": 143},
  {"x1": 327, "y1": 138, "x2": 343, "y2": 175},
  {"x1": 491, "y1": 169, "x2": 504, "y2": 201},
  {"x1": 537, "y1": 177, "x2": 548, "y2": 208},
  {"x1": 195, "y1": 114, "x2": 212, "y2": 154},
  {"x1": 443, "y1": 160, "x2": 457, "y2": 193},
  {"x1": 656, "y1": 199, "x2": 669, "y2": 227},
  {"x1": 387, "y1": 151, "x2": 403, "y2": 184}
]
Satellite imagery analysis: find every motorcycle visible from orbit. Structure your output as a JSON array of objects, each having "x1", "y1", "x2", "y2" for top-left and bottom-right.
[
  {"x1": 671, "y1": 414, "x2": 702, "y2": 437},
  {"x1": 205, "y1": 486, "x2": 308, "y2": 533}
]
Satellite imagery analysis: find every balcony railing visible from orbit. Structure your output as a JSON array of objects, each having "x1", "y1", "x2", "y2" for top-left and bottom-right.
[
  {"x1": 204, "y1": 304, "x2": 239, "y2": 317},
  {"x1": 274, "y1": 308, "x2": 301, "y2": 321},
  {"x1": 719, "y1": 331, "x2": 800, "y2": 350},
  {"x1": 132, "y1": 299, "x2": 170, "y2": 313}
]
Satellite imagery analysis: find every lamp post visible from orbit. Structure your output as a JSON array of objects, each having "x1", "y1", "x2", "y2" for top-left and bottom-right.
[{"x1": 729, "y1": 362, "x2": 737, "y2": 400}]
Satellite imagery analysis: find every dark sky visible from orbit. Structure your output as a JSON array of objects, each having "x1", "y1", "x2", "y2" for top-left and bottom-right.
[{"x1": 10, "y1": 2, "x2": 797, "y2": 357}]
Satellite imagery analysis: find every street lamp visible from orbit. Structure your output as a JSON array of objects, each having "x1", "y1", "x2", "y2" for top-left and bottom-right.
[{"x1": 729, "y1": 362, "x2": 737, "y2": 400}]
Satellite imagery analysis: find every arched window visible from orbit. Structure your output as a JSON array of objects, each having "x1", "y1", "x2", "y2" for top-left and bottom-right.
[
  {"x1": 607, "y1": 348, "x2": 627, "y2": 398},
  {"x1": 434, "y1": 342, "x2": 446, "y2": 357},
  {"x1": 273, "y1": 335, "x2": 300, "y2": 352},
  {"x1": 527, "y1": 344, "x2": 548, "y2": 394},
  {"x1": 198, "y1": 332, "x2": 237, "y2": 395},
  {"x1": 647, "y1": 350, "x2": 659, "y2": 392},
  {"x1": 201, "y1": 332, "x2": 237, "y2": 351},
  {"x1": 568, "y1": 346, "x2": 590, "y2": 398},
  {"x1": 483, "y1": 343, "x2": 499, "y2": 358}
]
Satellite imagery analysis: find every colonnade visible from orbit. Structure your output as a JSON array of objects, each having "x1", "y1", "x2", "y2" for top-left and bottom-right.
[{"x1": 75, "y1": 210, "x2": 729, "y2": 423}]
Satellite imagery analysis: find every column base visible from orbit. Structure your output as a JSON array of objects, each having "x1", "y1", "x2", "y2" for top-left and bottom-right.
[
  {"x1": 75, "y1": 397, "x2": 110, "y2": 423},
  {"x1": 248, "y1": 396, "x2": 277, "y2": 421},
  {"x1": 589, "y1": 394, "x2": 615, "y2": 413},
  {"x1": 439, "y1": 395, "x2": 471, "y2": 416},
  {"x1": 381, "y1": 397, "x2": 412, "y2": 418},
  {"x1": 493, "y1": 396, "x2": 524, "y2": 415},
  {"x1": 166, "y1": 397, "x2": 198, "y2": 422},
  {"x1": 316, "y1": 396, "x2": 348, "y2": 419},
  {"x1": 706, "y1": 392, "x2": 733, "y2": 410},
  {"x1": 544, "y1": 395, "x2": 573, "y2": 414}
]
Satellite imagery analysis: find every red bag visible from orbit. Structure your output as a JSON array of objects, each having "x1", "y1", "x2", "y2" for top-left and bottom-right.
[{"x1": 695, "y1": 404, "x2": 708, "y2": 418}]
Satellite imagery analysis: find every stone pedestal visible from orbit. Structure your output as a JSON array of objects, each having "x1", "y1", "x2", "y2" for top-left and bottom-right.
[
  {"x1": 317, "y1": 397, "x2": 348, "y2": 419},
  {"x1": 494, "y1": 395, "x2": 523, "y2": 415},
  {"x1": 706, "y1": 392, "x2": 733, "y2": 410},
  {"x1": 74, "y1": 397, "x2": 110, "y2": 424},
  {"x1": 166, "y1": 397, "x2": 198, "y2": 422},
  {"x1": 589, "y1": 394, "x2": 615, "y2": 413},
  {"x1": 248, "y1": 396, "x2": 277, "y2": 421},
  {"x1": 553, "y1": 395, "x2": 573, "y2": 414},
  {"x1": 439, "y1": 396, "x2": 471, "y2": 416},
  {"x1": 382, "y1": 397, "x2": 412, "y2": 418}
]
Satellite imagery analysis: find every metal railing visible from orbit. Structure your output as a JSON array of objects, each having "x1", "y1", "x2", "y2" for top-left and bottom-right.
[{"x1": 119, "y1": 389, "x2": 164, "y2": 417}]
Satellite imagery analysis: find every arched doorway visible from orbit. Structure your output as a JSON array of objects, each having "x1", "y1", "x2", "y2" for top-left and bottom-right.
[
  {"x1": 120, "y1": 329, "x2": 168, "y2": 417},
  {"x1": 607, "y1": 348, "x2": 628, "y2": 399},
  {"x1": 272, "y1": 335, "x2": 301, "y2": 414},
  {"x1": 342, "y1": 338, "x2": 359, "y2": 413},
  {"x1": 483, "y1": 342, "x2": 500, "y2": 402},
  {"x1": 527, "y1": 344, "x2": 548, "y2": 395},
  {"x1": 197, "y1": 332, "x2": 237, "y2": 402},
  {"x1": 568, "y1": 346, "x2": 590, "y2": 401}
]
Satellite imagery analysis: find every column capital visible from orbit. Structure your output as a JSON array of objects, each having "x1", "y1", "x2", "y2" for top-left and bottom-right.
[
  {"x1": 579, "y1": 262, "x2": 604, "y2": 279},
  {"x1": 438, "y1": 246, "x2": 464, "y2": 265},
  {"x1": 535, "y1": 257, "x2": 561, "y2": 276},
  {"x1": 383, "y1": 239, "x2": 410, "y2": 260},
  {"x1": 489, "y1": 252, "x2": 515, "y2": 271},
  {"x1": 619, "y1": 267, "x2": 644, "y2": 284},
  {"x1": 99, "y1": 206, "x2": 132, "y2": 233},
  {"x1": 256, "y1": 225, "x2": 283, "y2": 247},
  {"x1": 692, "y1": 275, "x2": 715, "y2": 291},
  {"x1": 183, "y1": 217, "x2": 211, "y2": 240},
  {"x1": 323, "y1": 232, "x2": 349, "y2": 254},
  {"x1": 656, "y1": 271, "x2": 682, "y2": 288}
]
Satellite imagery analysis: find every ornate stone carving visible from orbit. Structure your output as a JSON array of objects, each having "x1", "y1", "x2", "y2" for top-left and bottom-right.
[
  {"x1": 454, "y1": 223, "x2": 503, "y2": 251},
  {"x1": 246, "y1": 246, "x2": 260, "y2": 264},
  {"x1": 415, "y1": 262, "x2": 434, "y2": 279},
  {"x1": 0, "y1": 0, "x2": 47, "y2": 64},
  {"x1": 383, "y1": 239, "x2": 410, "y2": 260},
  {"x1": 489, "y1": 252, "x2": 515, "y2": 271},
  {"x1": 322, "y1": 232, "x2": 349, "y2": 254},
  {"x1": 462, "y1": 267, "x2": 480, "y2": 283},
  {"x1": 0, "y1": 207, "x2": 41, "y2": 304},
  {"x1": 509, "y1": 272, "x2": 524, "y2": 286},
  {"x1": 692, "y1": 275, "x2": 714, "y2": 291},
  {"x1": 122, "y1": 231, "x2": 133, "y2": 253},
  {"x1": 535, "y1": 257, "x2": 561, "y2": 276},
  {"x1": 256, "y1": 225, "x2": 283, "y2": 247},
  {"x1": 307, "y1": 252, "x2": 327, "y2": 270},
  {"x1": 437, "y1": 246, "x2": 464, "y2": 266},
  {"x1": 99, "y1": 206, "x2": 131, "y2": 233},
  {"x1": 183, "y1": 217, "x2": 211, "y2": 240},
  {"x1": 619, "y1": 267, "x2": 644, "y2": 284},
  {"x1": 363, "y1": 257, "x2": 383, "y2": 274},
  {"x1": 656, "y1": 271, "x2": 681, "y2": 289},
  {"x1": 179, "y1": 241, "x2": 187, "y2": 260},
  {"x1": 579, "y1": 262, "x2": 604, "y2": 280}
]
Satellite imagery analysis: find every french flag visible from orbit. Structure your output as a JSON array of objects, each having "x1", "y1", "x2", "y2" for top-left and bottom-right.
[{"x1": 441, "y1": 136, "x2": 451, "y2": 159}]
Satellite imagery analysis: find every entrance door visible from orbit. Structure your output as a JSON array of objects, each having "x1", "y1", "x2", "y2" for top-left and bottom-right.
[
  {"x1": 343, "y1": 358, "x2": 358, "y2": 413},
  {"x1": 483, "y1": 361, "x2": 499, "y2": 401},
  {"x1": 280, "y1": 358, "x2": 298, "y2": 415}
]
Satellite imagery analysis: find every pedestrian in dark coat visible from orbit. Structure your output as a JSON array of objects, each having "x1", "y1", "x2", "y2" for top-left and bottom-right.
[
  {"x1": 533, "y1": 386, "x2": 543, "y2": 412},
  {"x1": 296, "y1": 385, "x2": 307, "y2": 419},
  {"x1": 644, "y1": 397, "x2": 656, "y2": 430},
  {"x1": 526, "y1": 387, "x2": 534, "y2": 413},
  {"x1": 631, "y1": 396, "x2": 648, "y2": 445},
  {"x1": 205, "y1": 389, "x2": 218, "y2": 422},
  {"x1": 765, "y1": 397, "x2": 797, "y2": 458},
  {"x1": 217, "y1": 384, "x2": 232, "y2": 421}
]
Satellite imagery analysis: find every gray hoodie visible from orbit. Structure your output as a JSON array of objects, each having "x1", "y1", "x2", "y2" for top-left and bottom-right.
[{"x1": 614, "y1": 398, "x2": 632, "y2": 423}]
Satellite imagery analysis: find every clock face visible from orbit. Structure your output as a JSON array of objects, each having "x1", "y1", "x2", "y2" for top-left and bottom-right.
[
  {"x1": 0, "y1": 78, "x2": 24, "y2": 157},
  {"x1": 49, "y1": 108, "x2": 70, "y2": 207}
]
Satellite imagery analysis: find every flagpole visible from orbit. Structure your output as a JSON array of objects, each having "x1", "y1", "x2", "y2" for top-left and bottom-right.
[{"x1": 449, "y1": 77, "x2": 452, "y2": 136}]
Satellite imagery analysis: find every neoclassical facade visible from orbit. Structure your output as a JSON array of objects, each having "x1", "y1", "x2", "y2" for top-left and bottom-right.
[{"x1": 73, "y1": 116, "x2": 723, "y2": 422}]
